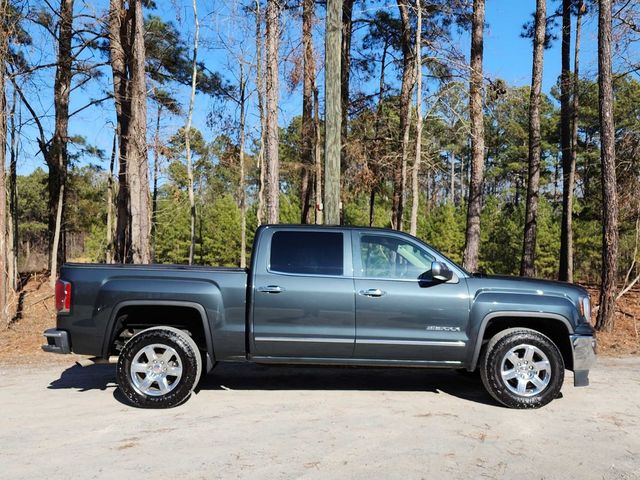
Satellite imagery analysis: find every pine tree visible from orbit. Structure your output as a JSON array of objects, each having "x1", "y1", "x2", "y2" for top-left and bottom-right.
[
  {"x1": 595, "y1": 0, "x2": 619, "y2": 331},
  {"x1": 462, "y1": 0, "x2": 486, "y2": 272},
  {"x1": 521, "y1": 0, "x2": 546, "y2": 277}
]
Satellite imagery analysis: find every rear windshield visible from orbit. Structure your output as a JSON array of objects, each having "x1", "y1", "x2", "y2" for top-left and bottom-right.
[{"x1": 270, "y1": 231, "x2": 344, "y2": 276}]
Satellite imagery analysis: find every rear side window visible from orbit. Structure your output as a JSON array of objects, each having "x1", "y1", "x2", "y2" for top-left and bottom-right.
[{"x1": 270, "y1": 231, "x2": 344, "y2": 276}]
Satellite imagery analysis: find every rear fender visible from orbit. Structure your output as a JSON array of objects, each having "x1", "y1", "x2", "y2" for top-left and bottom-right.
[
  {"x1": 95, "y1": 278, "x2": 224, "y2": 362},
  {"x1": 103, "y1": 300, "x2": 215, "y2": 367}
]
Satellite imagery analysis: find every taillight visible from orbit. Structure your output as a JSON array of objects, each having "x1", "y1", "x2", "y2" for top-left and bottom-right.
[{"x1": 55, "y1": 280, "x2": 72, "y2": 313}]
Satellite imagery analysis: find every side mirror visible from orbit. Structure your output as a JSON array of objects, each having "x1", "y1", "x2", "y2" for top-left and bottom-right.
[{"x1": 430, "y1": 261, "x2": 453, "y2": 282}]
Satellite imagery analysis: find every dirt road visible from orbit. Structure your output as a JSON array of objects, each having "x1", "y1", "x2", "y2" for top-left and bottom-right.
[{"x1": 1, "y1": 356, "x2": 639, "y2": 479}]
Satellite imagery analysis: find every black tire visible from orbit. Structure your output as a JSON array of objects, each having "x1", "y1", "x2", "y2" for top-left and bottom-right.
[
  {"x1": 479, "y1": 328, "x2": 564, "y2": 409},
  {"x1": 117, "y1": 326, "x2": 202, "y2": 409}
]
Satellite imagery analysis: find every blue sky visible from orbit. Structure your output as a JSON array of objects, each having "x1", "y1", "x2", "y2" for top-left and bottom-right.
[
  {"x1": 482, "y1": 0, "x2": 598, "y2": 92},
  {"x1": 13, "y1": 0, "x2": 600, "y2": 176}
]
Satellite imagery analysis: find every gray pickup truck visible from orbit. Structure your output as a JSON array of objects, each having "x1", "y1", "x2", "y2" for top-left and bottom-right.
[{"x1": 43, "y1": 225, "x2": 596, "y2": 409}]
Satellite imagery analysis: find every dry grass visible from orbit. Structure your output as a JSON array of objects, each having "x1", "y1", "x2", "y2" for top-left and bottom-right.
[
  {"x1": 1, "y1": 277, "x2": 637, "y2": 365},
  {"x1": 0, "y1": 274, "x2": 80, "y2": 366},
  {"x1": 583, "y1": 285, "x2": 640, "y2": 355}
]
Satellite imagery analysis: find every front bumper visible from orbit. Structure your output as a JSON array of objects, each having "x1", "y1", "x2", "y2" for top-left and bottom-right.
[
  {"x1": 570, "y1": 334, "x2": 597, "y2": 387},
  {"x1": 42, "y1": 328, "x2": 71, "y2": 354}
]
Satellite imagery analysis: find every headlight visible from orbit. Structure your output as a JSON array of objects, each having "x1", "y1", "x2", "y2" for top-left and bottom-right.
[{"x1": 579, "y1": 296, "x2": 592, "y2": 324}]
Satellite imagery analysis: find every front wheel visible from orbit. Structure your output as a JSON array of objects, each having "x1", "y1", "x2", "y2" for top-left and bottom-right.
[
  {"x1": 117, "y1": 326, "x2": 202, "y2": 408},
  {"x1": 480, "y1": 328, "x2": 564, "y2": 409}
]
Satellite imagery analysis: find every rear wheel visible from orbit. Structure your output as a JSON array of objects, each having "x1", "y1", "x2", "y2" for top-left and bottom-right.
[
  {"x1": 480, "y1": 328, "x2": 564, "y2": 409},
  {"x1": 117, "y1": 326, "x2": 202, "y2": 408}
]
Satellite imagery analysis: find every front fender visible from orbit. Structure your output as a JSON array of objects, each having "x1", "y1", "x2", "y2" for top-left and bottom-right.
[{"x1": 466, "y1": 291, "x2": 578, "y2": 370}]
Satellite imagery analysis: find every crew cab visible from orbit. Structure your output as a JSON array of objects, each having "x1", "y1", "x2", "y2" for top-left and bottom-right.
[{"x1": 43, "y1": 225, "x2": 596, "y2": 409}]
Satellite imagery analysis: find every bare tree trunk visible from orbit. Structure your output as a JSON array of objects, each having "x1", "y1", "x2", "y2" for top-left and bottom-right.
[
  {"x1": 313, "y1": 84, "x2": 323, "y2": 225},
  {"x1": 449, "y1": 153, "x2": 455, "y2": 204},
  {"x1": 150, "y1": 105, "x2": 161, "y2": 262},
  {"x1": 198, "y1": 181, "x2": 204, "y2": 263},
  {"x1": 0, "y1": 0, "x2": 8, "y2": 323},
  {"x1": 6, "y1": 203, "x2": 14, "y2": 295},
  {"x1": 553, "y1": 153, "x2": 559, "y2": 202},
  {"x1": 595, "y1": 0, "x2": 619, "y2": 332},
  {"x1": 109, "y1": 0, "x2": 151, "y2": 264},
  {"x1": 110, "y1": 0, "x2": 131, "y2": 262},
  {"x1": 426, "y1": 160, "x2": 432, "y2": 208},
  {"x1": 265, "y1": 0, "x2": 281, "y2": 224},
  {"x1": 185, "y1": 0, "x2": 199, "y2": 265},
  {"x1": 300, "y1": 169, "x2": 311, "y2": 223},
  {"x1": 520, "y1": 0, "x2": 546, "y2": 277},
  {"x1": 257, "y1": 141, "x2": 266, "y2": 225},
  {"x1": 8, "y1": 86, "x2": 18, "y2": 291},
  {"x1": 559, "y1": 0, "x2": 573, "y2": 282},
  {"x1": 238, "y1": 64, "x2": 247, "y2": 268},
  {"x1": 115, "y1": 150, "x2": 129, "y2": 263},
  {"x1": 563, "y1": 0, "x2": 584, "y2": 282},
  {"x1": 572, "y1": 2, "x2": 583, "y2": 193},
  {"x1": 106, "y1": 133, "x2": 116, "y2": 264},
  {"x1": 409, "y1": 0, "x2": 422, "y2": 237},
  {"x1": 255, "y1": 0, "x2": 266, "y2": 226},
  {"x1": 50, "y1": 184, "x2": 65, "y2": 286},
  {"x1": 49, "y1": 0, "x2": 74, "y2": 286},
  {"x1": 127, "y1": 0, "x2": 151, "y2": 264},
  {"x1": 340, "y1": 0, "x2": 354, "y2": 166},
  {"x1": 300, "y1": 0, "x2": 315, "y2": 224},
  {"x1": 459, "y1": 154, "x2": 466, "y2": 204},
  {"x1": 462, "y1": 0, "x2": 485, "y2": 272},
  {"x1": 393, "y1": 0, "x2": 416, "y2": 231},
  {"x1": 370, "y1": 40, "x2": 388, "y2": 228},
  {"x1": 324, "y1": 0, "x2": 342, "y2": 225}
]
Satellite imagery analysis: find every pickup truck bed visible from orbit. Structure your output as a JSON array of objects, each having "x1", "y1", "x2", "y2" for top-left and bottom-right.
[{"x1": 49, "y1": 263, "x2": 248, "y2": 363}]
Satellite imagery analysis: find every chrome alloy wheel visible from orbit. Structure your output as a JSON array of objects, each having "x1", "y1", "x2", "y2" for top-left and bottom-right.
[
  {"x1": 130, "y1": 344, "x2": 183, "y2": 396},
  {"x1": 500, "y1": 344, "x2": 551, "y2": 397}
]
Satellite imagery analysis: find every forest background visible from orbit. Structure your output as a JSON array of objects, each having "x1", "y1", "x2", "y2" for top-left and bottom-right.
[{"x1": 1, "y1": 0, "x2": 639, "y2": 334}]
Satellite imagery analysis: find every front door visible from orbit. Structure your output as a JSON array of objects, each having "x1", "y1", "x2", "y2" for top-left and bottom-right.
[
  {"x1": 251, "y1": 228, "x2": 356, "y2": 358},
  {"x1": 352, "y1": 231, "x2": 470, "y2": 363}
]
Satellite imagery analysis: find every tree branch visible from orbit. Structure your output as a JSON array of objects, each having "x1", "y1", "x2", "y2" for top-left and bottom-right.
[
  {"x1": 617, "y1": 213, "x2": 640, "y2": 302},
  {"x1": 68, "y1": 95, "x2": 113, "y2": 118},
  {"x1": 10, "y1": 78, "x2": 49, "y2": 157}
]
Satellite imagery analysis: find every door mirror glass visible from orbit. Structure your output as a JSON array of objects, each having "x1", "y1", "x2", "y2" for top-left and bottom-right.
[{"x1": 430, "y1": 261, "x2": 453, "y2": 282}]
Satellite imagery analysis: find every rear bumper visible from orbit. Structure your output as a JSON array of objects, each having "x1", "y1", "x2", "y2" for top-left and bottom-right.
[
  {"x1": 42, "y1": 329, "x2": 71, "y2": 354},
  {"x1": 570, "y1": 334, "x2": 597, "y2": 387}
]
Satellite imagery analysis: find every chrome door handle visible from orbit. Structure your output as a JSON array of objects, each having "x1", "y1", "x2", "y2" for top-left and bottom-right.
[
  {"x1": 257, "y1": 285, "x2": 285, "y2": 294},
  {"x1": 359, "y1": 288, "x2": 386, "y2": 297}
]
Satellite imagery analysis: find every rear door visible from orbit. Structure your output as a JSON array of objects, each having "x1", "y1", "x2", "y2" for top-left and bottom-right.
[{"x1": 251, "y1": 228, "x2": 356, "y2": 358}]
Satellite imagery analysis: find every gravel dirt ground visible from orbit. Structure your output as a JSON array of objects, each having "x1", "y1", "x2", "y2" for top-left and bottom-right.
[
  {"x1": 1, "y1": 277, "x2": 639, "y2": 479},
  {"x1": 1, "y1": 356, "x2": 639, "y2": 480}
]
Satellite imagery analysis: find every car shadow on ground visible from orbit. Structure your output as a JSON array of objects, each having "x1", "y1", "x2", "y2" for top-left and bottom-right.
[
  {"x1": 48, "y1": 362, "x2": 501, "y2": 407},
  {"x1": 48, "y1": 363, "x2": 118, "y2": 392}
]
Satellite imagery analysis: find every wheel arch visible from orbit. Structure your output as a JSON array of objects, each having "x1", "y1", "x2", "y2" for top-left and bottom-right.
[
  {"x1": 469, "y1": 312, "x2": 574, "y2": 372},
  {"x1": 103, "y1": 300, "x2": 215, "y2": 368}
]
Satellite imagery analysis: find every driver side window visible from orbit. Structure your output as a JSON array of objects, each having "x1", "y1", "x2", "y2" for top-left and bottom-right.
[{"x1": 359, "y1": 234, "x2": 435, "y2": 279}]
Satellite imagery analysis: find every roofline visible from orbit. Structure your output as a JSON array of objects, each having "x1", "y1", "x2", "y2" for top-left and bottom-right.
[
  {"x1": 258, "y1": 224, "x2": 470, "y2": 278},
  {"x1": 260, "y1": 224, "x2": 400, "y2": 233}
]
